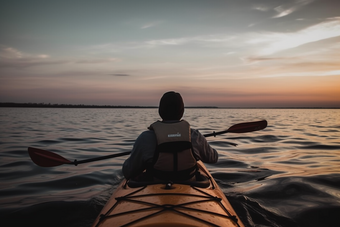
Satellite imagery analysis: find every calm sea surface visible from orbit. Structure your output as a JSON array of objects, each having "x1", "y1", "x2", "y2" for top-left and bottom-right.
[{"x1": 1, "y1": 108, "x2": 340, "y2": 227}]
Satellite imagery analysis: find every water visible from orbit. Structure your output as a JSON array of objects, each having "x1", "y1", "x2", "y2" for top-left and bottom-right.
[{"x1": 1, "y1": 108, "x2": 339, "y2": 227}]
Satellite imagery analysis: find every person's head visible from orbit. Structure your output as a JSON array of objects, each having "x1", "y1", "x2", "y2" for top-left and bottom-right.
[{"x1": 158, "y1": 91, "x2": 184, "y2": 121}]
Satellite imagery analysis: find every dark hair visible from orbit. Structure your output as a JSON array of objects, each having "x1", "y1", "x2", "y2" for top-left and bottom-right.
[{"x1": 158, "y1": 91, "x2": 184, "y2": 120}]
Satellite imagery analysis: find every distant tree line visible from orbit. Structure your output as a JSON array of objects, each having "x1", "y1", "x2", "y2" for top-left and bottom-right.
[
  {"x1": 0, "y1": 102, "x2": 218, "y2": 108},
  {"x1": 0, "y1": 102, "x2": 157, "y2": 108}
]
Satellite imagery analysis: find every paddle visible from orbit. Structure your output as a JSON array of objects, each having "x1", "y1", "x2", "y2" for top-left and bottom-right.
[
  {"x1": 28, "y1": 120, "x2": 267, "y2": 167},
  {"x1": 203, "y1": 120, "x2": 267, "y2": 137},
  {"x1": 28, "y1": 147, "x2": 131, "y2": 167}
]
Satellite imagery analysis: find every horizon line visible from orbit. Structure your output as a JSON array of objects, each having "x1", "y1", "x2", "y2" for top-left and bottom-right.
[{"x1": 0, "y1": 102, "x2": 339, "y2": 109}]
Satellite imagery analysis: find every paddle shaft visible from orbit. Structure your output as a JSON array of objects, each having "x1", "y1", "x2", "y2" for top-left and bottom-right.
[{"x1": 73, "y1": 151, "x2": 131, "y2": 165}]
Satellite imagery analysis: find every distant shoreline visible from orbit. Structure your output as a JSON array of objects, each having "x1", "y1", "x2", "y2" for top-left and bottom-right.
[
  {"x1": 0, "y1": 102, "x2": 339, "y2": 109},
  {"x1": 0, "y1": 102, "x2": 217, "y2": 109}
]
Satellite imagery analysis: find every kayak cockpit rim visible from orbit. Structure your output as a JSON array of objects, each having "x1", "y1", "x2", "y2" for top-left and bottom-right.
[{"x1": 125, "y1": 173, "x2": 213, "y2": 189}]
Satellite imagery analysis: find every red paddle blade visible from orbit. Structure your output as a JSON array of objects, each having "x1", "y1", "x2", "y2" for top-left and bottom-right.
[
  {"x1": 227, "y1": 120, "x2": 267, "y2": 133},
  {"x1": 28, "y1": 147, "x2": 72, "y2": 167}
]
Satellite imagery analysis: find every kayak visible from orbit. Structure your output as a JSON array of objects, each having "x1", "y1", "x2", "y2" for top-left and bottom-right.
[{"x1": 92, "y1": 161, "x2": 244, "y2": 227}]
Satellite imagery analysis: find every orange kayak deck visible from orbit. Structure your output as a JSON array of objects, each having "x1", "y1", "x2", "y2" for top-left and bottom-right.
[{"x1": 92, "y1": 161, "x2": 244, "y2": 227}]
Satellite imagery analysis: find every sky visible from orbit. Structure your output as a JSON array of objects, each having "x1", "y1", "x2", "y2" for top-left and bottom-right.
[{"x1": 0, "y1": 0, "x2": 340, "y2": 107}]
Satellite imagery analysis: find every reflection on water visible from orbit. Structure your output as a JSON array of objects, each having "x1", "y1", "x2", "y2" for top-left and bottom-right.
[{"x1": 0, "y1": 108, "x2": 340, "y2": 227}]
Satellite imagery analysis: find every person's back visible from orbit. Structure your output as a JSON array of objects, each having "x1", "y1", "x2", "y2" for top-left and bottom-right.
[
  {"x1": 148, "y1": 119, "x2": 197, "y2": 181},
  {"x1": 122, "y1": 91, "x2": 218, "y2": 181}
]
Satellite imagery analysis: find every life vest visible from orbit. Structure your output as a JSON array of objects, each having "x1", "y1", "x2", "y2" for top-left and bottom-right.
[{"x1": 148, "y1": 120, "x2": 198, "y2": 181}]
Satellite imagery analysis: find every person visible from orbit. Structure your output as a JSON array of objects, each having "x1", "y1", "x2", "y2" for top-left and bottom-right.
[{"x1": 122, "y1": 91, "x2": 218, "y2": 181}]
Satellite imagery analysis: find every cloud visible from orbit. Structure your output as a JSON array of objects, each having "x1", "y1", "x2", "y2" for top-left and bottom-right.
[
  {"x1": 141, "y1": 21, "x2": 163, "y2": 29},
  {"x1": 110, "y1": 73, "x2": 131, "y2": 77},
  {"x1": 273, "y1": 0, "x2": 314, "y2": 18},
  {"x1": 261, "y1": 70, "x2": 340, "y2": 78},
  {"x1": 95, "y1": 17, "x2": 339, "y2": 55},
  {"x1": 0, "y1": 46, "x2": 49, "y2": 60},
  {"x1": 87, "y1": 34, "x2": 237, "y2": 54},
  {"x1": 252, "y1": 5, "x2": 270, "y2": 12},
  {"x1": 146, "y1": 38, "x2": 187, "y2": 46},
  {"x1": 74, "y1": 58, "x2": 118, "y2": 64},
  {"x1": 85, "y1": 17, "x2": 340, "y2": 61},
  {"x1": 0, "y1": 58, "x2": 67, "y2": 69},
  {"x1": 144, "y1": 35, "x2": 236, "y2": 48},
  {"x1": 0, "y1": 46, "x2": 119, "y2": 68},
  {"x1": 273, "y1": 5, "x2": 296, "y2": 18},
  {"x1": 0, "y1": 47, "x2": 24, "y2": 59},
  {"x1": 253, "y1": 0, "x2": 314, "y2": 18},
  {"x1": 224, "y1": 52, "x2": 235, "y2": 55},
  {"x1": 242, "y1": 56, "x2": 292, "y2": 64},
  {"x1": 0, "y1": 46, "x2": 63, "y2": 68},
  {"x1": 246, "y1": 18, "x2": 340, "y2": 55}
]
